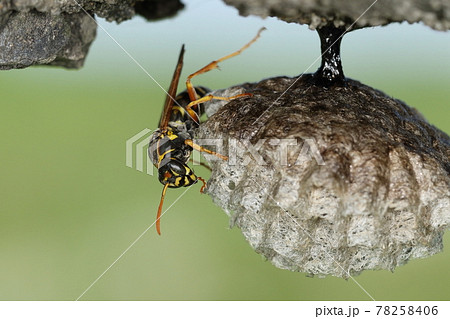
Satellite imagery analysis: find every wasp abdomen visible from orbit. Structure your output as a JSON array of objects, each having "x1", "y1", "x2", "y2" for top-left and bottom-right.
[
  {"x1": 149, "y1": 126, "x2": 197, "y2": 189},
  {"x1": 149, "y1": 129, "x2": 193, "y2": 164}
]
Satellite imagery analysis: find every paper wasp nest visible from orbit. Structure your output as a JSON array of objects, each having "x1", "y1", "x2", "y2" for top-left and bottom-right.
[{"x1": 198, "y1": 75, "x2": 450, "y2": 277}]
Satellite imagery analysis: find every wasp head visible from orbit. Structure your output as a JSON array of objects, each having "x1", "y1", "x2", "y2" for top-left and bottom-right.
[{"x1": 158, "y1": 160, "x2": 197, "y2": 188}]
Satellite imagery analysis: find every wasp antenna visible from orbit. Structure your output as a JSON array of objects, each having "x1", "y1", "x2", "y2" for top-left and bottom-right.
[{"x1": 156, "y1": 183, "x2": 170, "y2": 235}]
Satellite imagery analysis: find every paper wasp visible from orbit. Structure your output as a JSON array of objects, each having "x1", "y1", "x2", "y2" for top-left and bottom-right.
[{"x1": 148, "y1": 28, "x2": 265, "y2": 235}]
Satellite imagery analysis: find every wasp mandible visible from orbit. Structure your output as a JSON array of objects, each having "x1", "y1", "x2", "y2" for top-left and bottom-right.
[{"x1": 148, "y1": 28, "x2": 265, "y2": 235}]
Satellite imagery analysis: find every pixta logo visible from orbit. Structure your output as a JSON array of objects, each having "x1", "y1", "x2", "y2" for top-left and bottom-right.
[
  {"x1": 126, "y1": 129, "x2": 325, "y2": 175},
  {"x1": 125, "y1": 128, "x2": 154, "y2": 175}
]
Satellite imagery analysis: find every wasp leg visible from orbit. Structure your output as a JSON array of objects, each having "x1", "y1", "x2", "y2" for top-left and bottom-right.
[
  {"x1": 185, "y1": 27, "x2": 266, "y2": 115},
  {"x1": 190, "y1": 157, "x2": 212, "y2": 171},
  {"x1": 185, "y1": 139, "x2": 228, "y2": 161},
  {"x1": 197, "y1": 177, "x2": 207, "y2": 193},
  {"x1": 185, "y1": 92, "x2": 252, "y2": 110}
]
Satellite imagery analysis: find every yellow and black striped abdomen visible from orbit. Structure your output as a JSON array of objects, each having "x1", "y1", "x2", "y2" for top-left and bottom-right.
[{"x1": 148, "y1": 127, "x2": 197, "y2": 188}]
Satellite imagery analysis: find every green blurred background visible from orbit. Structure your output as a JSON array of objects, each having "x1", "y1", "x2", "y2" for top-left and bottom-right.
[{"x1": 0, "y1": 0, "x2": 449, "y2": 300}]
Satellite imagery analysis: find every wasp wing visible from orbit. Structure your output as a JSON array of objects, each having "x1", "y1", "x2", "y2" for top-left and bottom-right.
[{"x1": 158, "y1": 44, "x2": 185, "y2": 129}]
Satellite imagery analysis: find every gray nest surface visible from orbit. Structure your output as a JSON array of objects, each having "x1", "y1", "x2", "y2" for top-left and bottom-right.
[
  {"x1": 198, "y1": 75, "x2": 450, "y2": 277},
  {"x1": 224, "y1": 0, "x2": 450, "y2": 31},
  {"x1": 0, "y1": 0, "x2": 184, "y2": 69}
]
